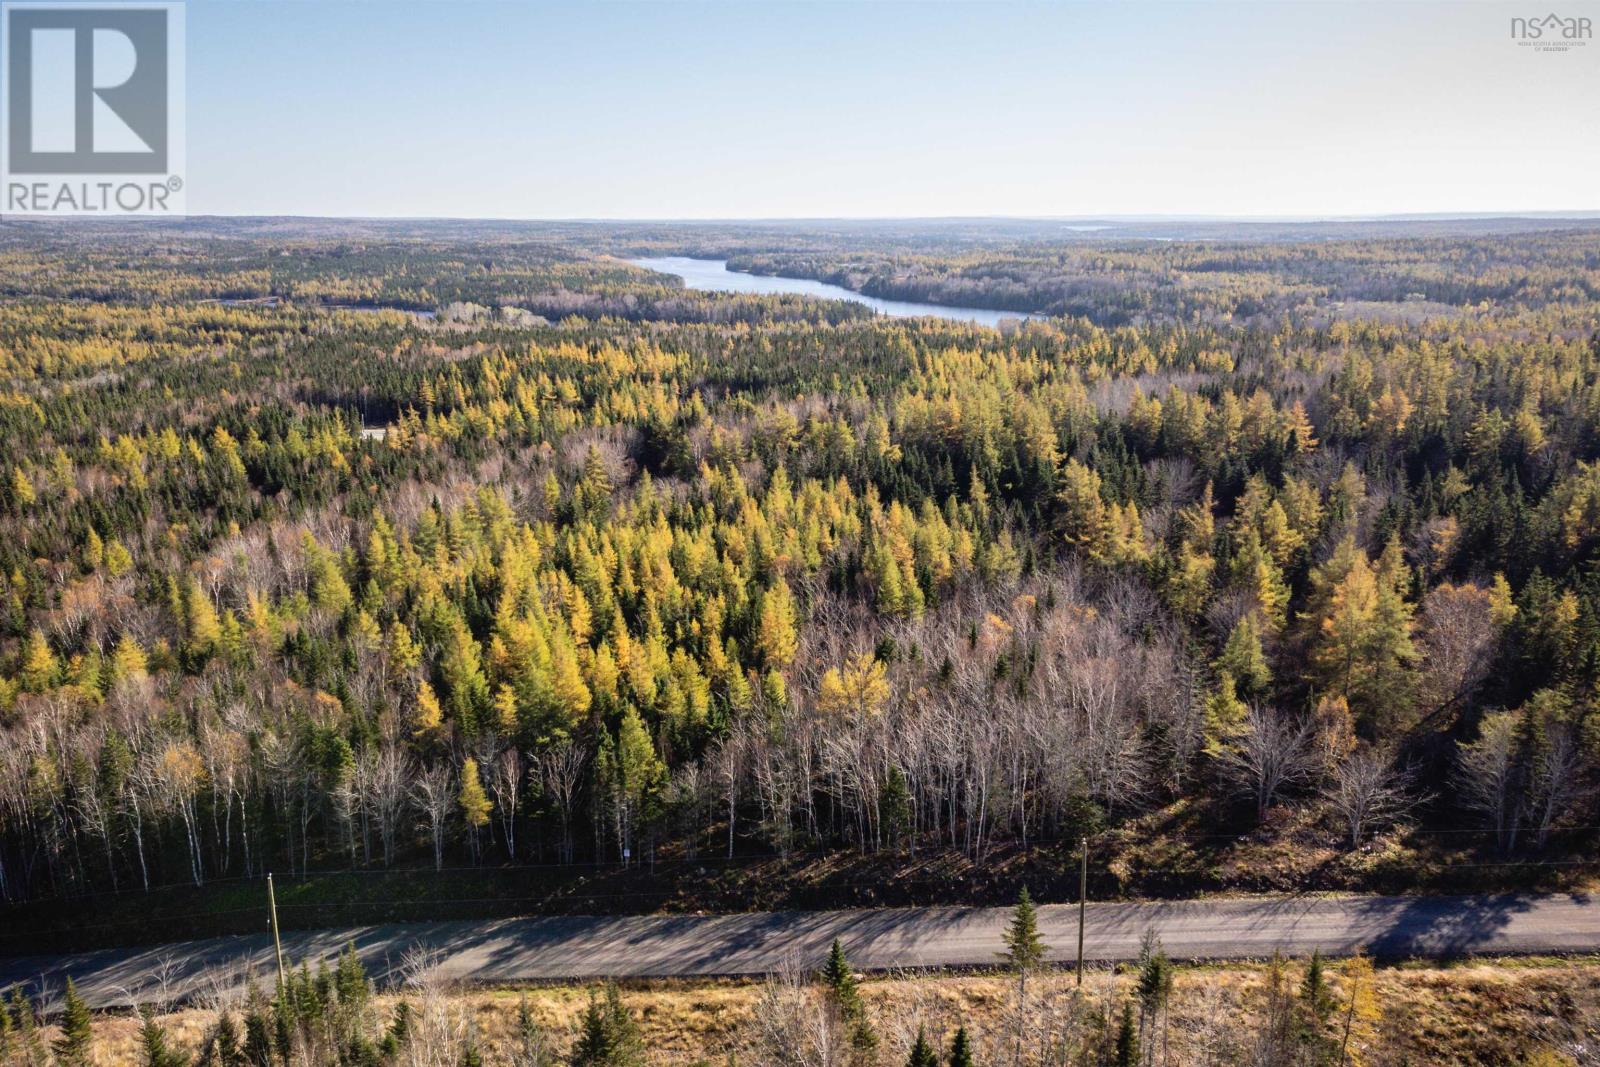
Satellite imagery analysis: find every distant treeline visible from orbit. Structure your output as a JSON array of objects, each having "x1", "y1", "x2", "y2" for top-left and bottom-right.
[{"x1": 727, "y1": 231, "x2": 1600, "y2": 323}]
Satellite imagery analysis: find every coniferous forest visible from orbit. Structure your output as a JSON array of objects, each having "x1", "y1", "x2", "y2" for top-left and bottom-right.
[{"x1": 3, "y1": 218, "x2": 1600, "y2": 943}]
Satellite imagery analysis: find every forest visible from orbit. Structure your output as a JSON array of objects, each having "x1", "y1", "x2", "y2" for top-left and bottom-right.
[{"x1": 1, "y1": 218, "x2": 1598, "y2": 934}]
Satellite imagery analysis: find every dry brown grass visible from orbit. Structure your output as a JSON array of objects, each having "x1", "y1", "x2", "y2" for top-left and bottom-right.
[{"x1": 51, "y1": 956, "x2": 1600, "y2": 1066}]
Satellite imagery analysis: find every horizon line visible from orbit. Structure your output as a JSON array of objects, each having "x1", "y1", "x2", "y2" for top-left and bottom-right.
[{"x1": 7, "y1": 210, "x2": 1600, "y2": 226}]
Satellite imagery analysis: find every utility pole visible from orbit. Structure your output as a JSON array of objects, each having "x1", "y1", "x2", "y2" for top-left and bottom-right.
[
  {"x1": 267, "y1": 872, "x2": 286, "y2": 990},
  {"x1": 1076, "y1": 836, "x2": 1087, "y2": 987}
]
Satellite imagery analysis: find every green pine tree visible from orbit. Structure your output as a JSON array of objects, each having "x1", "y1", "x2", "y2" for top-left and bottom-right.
[
  {"x1": 820, "y1": 938, "x2": 876, "y2": 1054},
  {"x1": 271, "y1": 985, "x2": 294, "y2": 1066},
  {"x1": 1001, "y1": 886, "x2": 1047, "y2": 973},
  {"x1": 10, "y1": 987, "x2": 43, "y2": 1063},
  {"x1": 241, "y1": 1005, "x2": 272, "y2": 1067},
  {"x1": 1301, "y1": 950, "x2": 1333, "y2": 1020},
  {"x1": 379, "y1": 1001, "x2": 412, "y2": 1060},
  {"x1": 947, "y1": 1025, "x2": 975, "y2": 1067},
  {"x1": 1299, "y1": 949, "x2": 1338, "y2": 1058},
  {"x1": 907, "y1": 1026, "x2": 939, "y2": 1067},
  {"x1": 1001, "y1": 887, "x2": 1048, "y2": 1064},
  {"x1": 1202, "y1": 672, "x2": 1249, "y2": 759},
  {"x1": 1135, "y1": 929, "x2": 1174, "y2": 1065},
  {"x1": 569, "y1": 983, "x2": 644, "y2": 1067},
  {"x1": 821, "y1": 938, "x2": 862, "y2": 1015},
  {"x1": 53, "y1": 977, "x2": 94, "y2": 1067},
  {"x1": 335, "y1": 943, "x2": 371, "y2": 1014},
  {"x1": 878, "y1": 765, "x2": 913, "y2": 848},
  {"x1": 1114, "y1": 1001, "x2": 1140, "y2": 1067},
  {"x1": 139, "y1": 1007, "x2": 187, "y2": 1067},
  {"x1": 197, "y1": 1012, "x2": 241, "y2": 1067}
]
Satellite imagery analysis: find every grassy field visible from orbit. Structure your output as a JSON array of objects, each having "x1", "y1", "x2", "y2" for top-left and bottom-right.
[{"x1": 42, "y1": 956, "x2": 1600, "y2": 1066}]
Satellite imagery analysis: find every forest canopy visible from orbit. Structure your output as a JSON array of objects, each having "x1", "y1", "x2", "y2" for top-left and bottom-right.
[{"x1": 1, "y1": 219, "x2": 1598, "y2": 913}]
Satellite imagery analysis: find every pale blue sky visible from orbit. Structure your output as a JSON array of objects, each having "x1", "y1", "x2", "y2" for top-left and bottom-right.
[{"x1": 185, "y1": 1, "x2": 1600, "y2": 218}]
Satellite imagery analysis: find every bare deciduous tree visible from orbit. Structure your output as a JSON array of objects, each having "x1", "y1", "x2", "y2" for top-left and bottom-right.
[
  {"x1": 411, "y1": 763, "x2": 455, "y2": 871},
  {"x1": 363, "y1": 744, "x2": 413, "y2": 868},
  {"x1": 539, "y1": 738, "x2": 587, "y2": 865},
  {"x1": 1220, "y1": 707, "x2": 1317, "y2": 821},
  {"x1": 200, "y1": 716, "x2": 251, "y2": 876},
  {"x1": 489, "y1": 746, "x2": 522, "y2": 861},
  {"x1": 1529, "y1": 721, "x2": 1587, "y2": 850},
  {"x1": 1326, "y1": 749, "x2": 1417, "y2": 847},
  {"x1": 1455, "y1": 712, "x2": 1520, "y2": 851},
  {"x1": 748, "y1": 957, "x2": 849, "y2": 1067},
  {"x1": 709, "y1": 725, "x2": 748, "y2": 860},
  {"x1": 1415, "y1": 583, "x2": 1498, "y2": 720}
]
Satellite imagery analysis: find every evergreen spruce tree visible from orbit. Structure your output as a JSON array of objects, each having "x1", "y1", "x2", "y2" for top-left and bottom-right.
[
  {"x1": 242, "y1": 1005, "x2": 273, "y2": 1067},
  {"x1": 272, "y1": 985, "x2": 294, "y2": 1067},
  {"x1": 1001, "y1": 887, "x2": 1048, "y2": 1064},
  {"x1": 1001, "y1": 886, "x2": 1047, "y2": 973},
  {"x1": 378, "y1": 1001, "x2": 412, "y2": 1060},
  {"x1": 820, "y1": 938, "x2": 876, "y2": 1054},
  {"x1": 1202, "y1": 673, "x2": 1249, "y2": 759},
  {"x1": 821, "y1": 938, "x2": 862, "y2": 1016},
  {"x1": 569, "y1": 983, "x2": 644, "y2": 1067},
  {"x1": 947, "y1": 1025, "x2": 975, "y2": 1067},
  {"x1": 907, "y1": 1026, "x2": 939, "y2": 1067},
  {"x1": 1135, "y1": 930, "x2": 1174, "y2": 1066},
  {"x1": 138, "y1": 1007, "x2": 186, "y2": 1067},
  {"x1": 878, "y1": 765, "x2": 913, "y2": 848},
  {"x1": 1298, "y1": 949, "x2": 1337, "y2": 1059},
  {"x1": 1114, "y1": 1001, "x2": 1140, "y2": 1067},
  {"x1": 1218, "y1": 613, "x2": 1272, "y2": 697},
  {"x1": 334, "y1": 942, "x2": 371, "y2": 1021},
  {"x1": 1300, "y1": 949, "x2": 1334, "y2": 1023},
  {"x1": 196, "y1": 1012, "x2": 241, "y2": 1067},
  {"x1": 213, "y1": 1012, "x2": 241, "y2": 1067},
  {"x1": 52, "y1": 977, "x2": 93, "y2": 1067},
  {"x1": 10, "y1": 987, "x2": 43, "y2": 1063}
]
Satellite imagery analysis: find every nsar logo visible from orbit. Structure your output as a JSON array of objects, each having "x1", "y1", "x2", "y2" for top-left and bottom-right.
[{"x1": 1510, "y1": 11, "x2": 1592, "y2": 51}]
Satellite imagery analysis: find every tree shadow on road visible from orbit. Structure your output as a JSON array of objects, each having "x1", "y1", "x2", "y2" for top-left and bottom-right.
[
  {"x1": 1354, "y1": 893, "x2": 1539, "y2": 959},
  {"x1": 3, "y1": 892, "x2": 1584, "y2": 1011}
]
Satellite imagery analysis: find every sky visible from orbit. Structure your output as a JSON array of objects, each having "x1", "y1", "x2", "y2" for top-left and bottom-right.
[{"x1": 182, "y1": 0, "x2": 1600, "y2": 219}]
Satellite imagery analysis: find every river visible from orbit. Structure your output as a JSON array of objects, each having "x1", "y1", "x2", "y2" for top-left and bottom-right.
[{"x1": 631, "y1": 256, "x2": 1041, "y2": 327}]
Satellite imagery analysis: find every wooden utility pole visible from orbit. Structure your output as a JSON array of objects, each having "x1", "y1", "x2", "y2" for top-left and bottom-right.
[
  {"x1": 267, "y1": 872, "x2": 286, "y2": 990},
  {"x1": 1076, "y1": 836, "x2": 1087, "y2": 987}
]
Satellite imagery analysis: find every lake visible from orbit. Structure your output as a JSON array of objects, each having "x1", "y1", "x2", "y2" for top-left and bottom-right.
[{"x1": 631, "y1": 256, "x2": 1041, "y2": 327}]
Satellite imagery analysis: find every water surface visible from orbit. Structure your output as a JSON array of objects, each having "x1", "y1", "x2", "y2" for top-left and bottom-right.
[{"x1": 632, "y1": 256, "x2": 1040, "y2": 327}]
